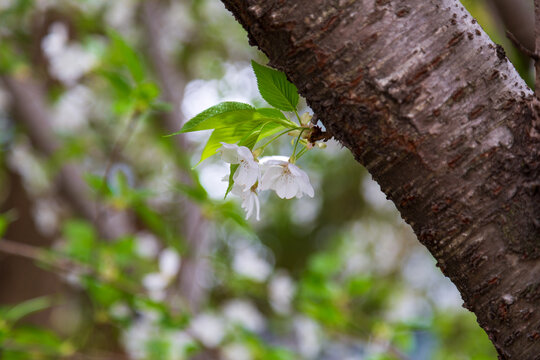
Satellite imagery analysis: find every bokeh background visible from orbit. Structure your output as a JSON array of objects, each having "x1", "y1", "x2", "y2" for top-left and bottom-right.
[{"x1": 0, "y1": 1, "x2": 533, "y2": 359}]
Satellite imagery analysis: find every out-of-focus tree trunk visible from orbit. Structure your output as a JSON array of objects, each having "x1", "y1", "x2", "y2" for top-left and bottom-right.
[
  {"x1": 1, "y1": 76, "x2": 134, "y2": 240},
  {"x1": 0, "y1": 169, "x2": 61, "y2": 326},
  {"x1": 141, "y1": 0, "x2": 211, "y2": 311},
  {"x1": 220, "y1": 0, "x2": 540, "y2": 358}
]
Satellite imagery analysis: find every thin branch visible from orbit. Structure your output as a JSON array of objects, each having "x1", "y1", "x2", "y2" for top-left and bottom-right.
[
  {"x1": 0, "y1": 238, "x2": 139, "y2": 295},
  {"x1": 0, "y1": 238, "x2": 47, "y2": 263},
  {"x1": 490, "y1": 0, "x2": 535, "y2": 53},
  {"x1": 506, "y1": 31, "x2": 539, "y2": 60},
  {"x1": 1, "y1": 341, "x2": 127, "y2": 360}
]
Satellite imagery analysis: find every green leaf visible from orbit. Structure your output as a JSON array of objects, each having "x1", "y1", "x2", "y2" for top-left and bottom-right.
[
  {"x1": 224, "y1": 164, "x2": 239, "y2": 198},
  {"x1": 62, "y1": 220, "x2": 97, "y2": 263},
  {"x1": 251, "y1": 60, "x2": 299, "y2": 112},
  {"x1": 0, "y1": 211, "x2": 16, "y2": 238},
  {"x1": 99, "y1": 69, "x2": 132, "y2": 96},
  {"x1": 5, "y1": 296, "x2": 53, "y2": 323},
  {"x1": 173, "y1": 102, "x2": 254, "y2": 134},
  {"x1": 200, "y1": 119, "x2": 286, "y2": 163},
  {"x1": 107, "y1": 31, "x2": 145, "y2": 83},
  {"x1": 171, "y1": 102, "x2": 296, "y2": 138}
]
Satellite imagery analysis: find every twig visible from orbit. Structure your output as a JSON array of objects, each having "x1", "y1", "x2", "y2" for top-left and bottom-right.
[
  {"x1": 506, "y1": 30, "x2": 539, "y2": 60},
  {"x1": 0, "y1": 238, "x2": 139, "y2": 295},
  {"x1": 491, "y1": 0, "x2": 535, "y2": 53},
  {"x1": 0, "y1": 238, "x2": 47, "y2": 263},
  {"x1": 0, "y1": 341, "x2": 127, "y2": 360}
]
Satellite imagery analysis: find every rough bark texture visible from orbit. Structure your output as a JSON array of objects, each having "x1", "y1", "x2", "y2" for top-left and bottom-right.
[{"x1": 220, "y1": 0, "x2": 540, "y2": 358}]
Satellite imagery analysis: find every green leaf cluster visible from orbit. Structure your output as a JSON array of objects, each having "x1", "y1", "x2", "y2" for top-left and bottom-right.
[{"x1": 171, "y1": 61, "x2": 301, "y2": 195}]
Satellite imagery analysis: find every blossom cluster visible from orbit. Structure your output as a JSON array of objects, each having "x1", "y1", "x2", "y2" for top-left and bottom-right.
[{"x1": 219, "y1": 143, "x2": 314, "y2": 220}]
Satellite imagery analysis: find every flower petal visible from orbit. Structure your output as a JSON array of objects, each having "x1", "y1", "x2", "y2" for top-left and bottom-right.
[
  {"x1": 233, "y1": 160, "x2": 260, "y2": 188},
  {"x1": 275, "y1": 174, "x2": 299, "y2": 199},
  {"x1": 288, "y1": 163, "x2": 314, "y2": 198},
  {"x1": 236, "y1": 146, "x2": 255, "y2": 162},
  {"x1": 259, "y1": 165, "x2": 283, "y2": 190},
  {"x1": 219, "y1": 143, "x2": 240, "y2": 164},
  {"x1": 253, "y1": 193, "x2": 260, "y2": 221}
]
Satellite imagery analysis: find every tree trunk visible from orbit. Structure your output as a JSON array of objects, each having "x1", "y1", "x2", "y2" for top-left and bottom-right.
[{"x1": 220, "y1": 0, "x2": 540, "y2": 358}]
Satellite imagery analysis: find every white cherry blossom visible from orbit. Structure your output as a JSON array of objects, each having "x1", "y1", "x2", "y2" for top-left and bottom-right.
[
  {"x1": 260, "y1": 157, "x2": 314, "y2": 199},
  {"x1": 222, "y1": 299, "x2": 266, "y2": 332},
  {"x1": 219, "y1": 143, "x2": 259, "y2": 189},
  {"x1": 232, "y1": 246, "x2": 272, "y2": 282},
  {"x1": 189, "y1": 313, "x2": 226, "y2": 348},
  {"x1": 231, "y1": 184, "x2": 260, "y2": 220}
]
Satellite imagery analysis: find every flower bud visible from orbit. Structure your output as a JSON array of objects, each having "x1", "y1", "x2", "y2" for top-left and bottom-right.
[
  {"x1": 252, "y1": 148, "x2": 262, "y2": 158},
  {"x1": 288, "y1": 130, "x2": 301, "y2": 137},
  {"x1": 300, "y1": 112, "x2": 312, "y2": 126}
]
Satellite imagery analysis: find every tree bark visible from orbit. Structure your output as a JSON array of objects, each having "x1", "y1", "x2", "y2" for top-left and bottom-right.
[{"x1": 220, "y1": 0, "x2": 540, "y2": 358}]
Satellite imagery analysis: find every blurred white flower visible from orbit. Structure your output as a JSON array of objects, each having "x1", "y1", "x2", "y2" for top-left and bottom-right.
[
  {"x1": 386, "y1": 293, "x2": 432, "y2": 322},
  {"x1": 260, "y1": 158, "x2": 314, "y2": 199},
  {"x1": 231, "y1": 184, "x2": 260, "y2": 220},
  {"x1": 223, "y1": 299, "x2": 265, "y2": 333},
  {"x1": 189, "y1": 313, "x2": 226, "y2": 348},
  {"x1": 123, "y1": 317, "x2": 157, "y2": 360},
  {"x1": 142, "y1": 273, "x2": 168, "y2": 301},
  {"x1": 53, "y1": 85, "x2": 92, "y2": 133},
  {"x1": 105, "y1": 0, "x2": 136, "y2": 30},
  {"x1": 142, "y1": 248, "x2": 181, "y2": 301},
  {"x1": 219, "y1": 143, "x2": 259, "y2": 189},
  {"x1": 223, "y1": 343, "x2": 252, "y2": 360},
  {"x1": 63, "y1": 269, "x2": 83, "y2": 288},
  {"x1": 269, "y1": 271, "x2": 296, "y2": 315},
  {"x1": 159, "y1": 248, "x2": 181, "y2": 278},
  {"x1": 294, "y1": 316, "x2": 321, "y2": 359},
  {"x1": 109, "y1": 301, "x2": 131, "y2": 320},
  {"x1": 32, "y1": 198, "x2": 60, "y2": 236},
  {"x1": 8, "y1": 142, "x2": 50, "y2": 194},
  {"x1": 135, "y1": 232, "x2": 160, "y2": 259},
  {"x1": 42, "y1": 22, "x2": 68, "y2": 56},
  {"x1": 41, "y1": 22, "x2": 97, "y2": 86},
  {"x1": 233, "y1": 246, "x2": 272, "y2": 282}
]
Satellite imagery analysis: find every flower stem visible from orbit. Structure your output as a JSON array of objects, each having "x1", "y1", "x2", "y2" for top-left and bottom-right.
[
  {"x1": 294, "y1": 109, "x2": 302, "y2": 125},
  {"x1": 291, "y1": 128, "x2": 307, "y2": 162},
  {"x1": 295, "y1": 146, "x2": 310, "y2": 160},
  {"x1": 257, "y1": 128, "x2": 294, "y2": 155}
]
